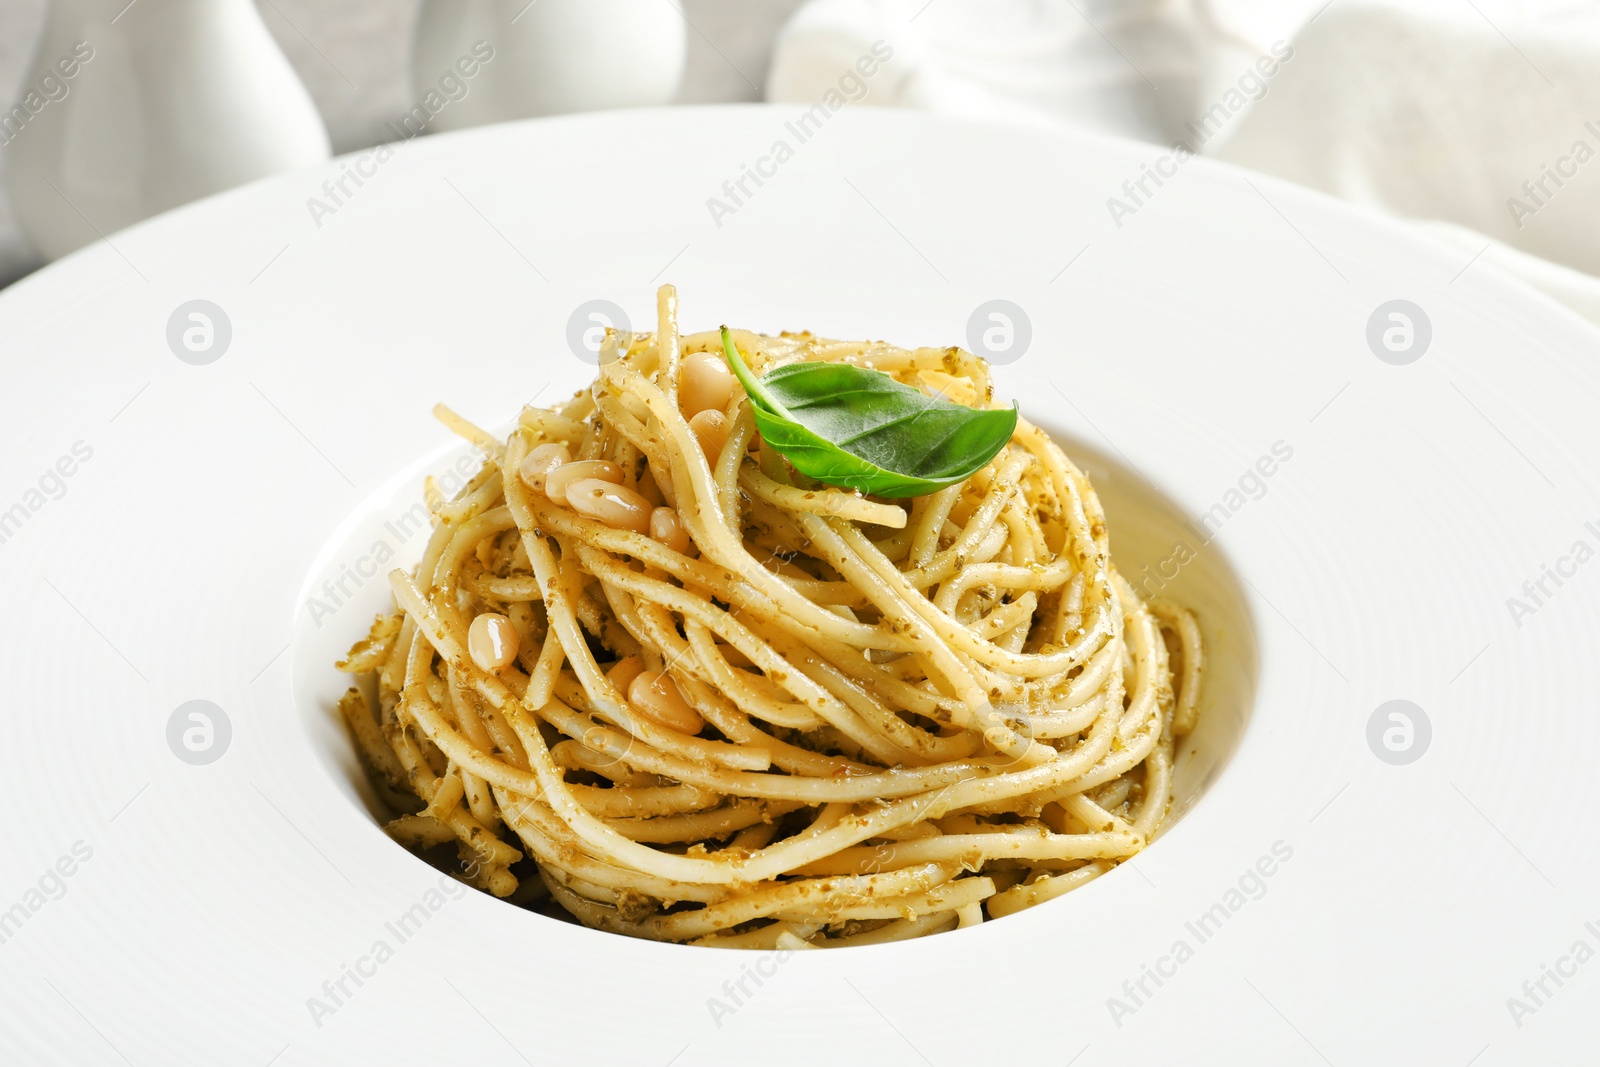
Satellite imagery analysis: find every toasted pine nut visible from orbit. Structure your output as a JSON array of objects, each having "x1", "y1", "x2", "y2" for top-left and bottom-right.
[
  {"x1": 649, "y1": 507, "x2": 691, "y2": 553},
  {"x1": 606, "y1": 655, "x2": 646, "y2": 695},
  {"x1": 628, "y1": 670, "x2": 705, "y2": 734},
  {"x1": 467, "y1": 612, "x2": 519, "y2": 672},
  {"x1": 680, "y1": 350, "x2": 734, "y2": 417},
  {"x1": 518, "y1": 442, "x2": 572, "y2": 492},
  {"x1": 546, "y1": 459, "x2": 622, "y2": 506},
  {"x1": 689, "y1": 409, "x2": 729, "y2": 459},
  {"x1": 566, "y1": 478, "x2": 652, "y2": 533}
]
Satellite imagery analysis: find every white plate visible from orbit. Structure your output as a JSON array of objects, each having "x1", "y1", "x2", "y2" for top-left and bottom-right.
[{"x1": 2, "y1": 106, "x2": 1597, "y2": 1066}]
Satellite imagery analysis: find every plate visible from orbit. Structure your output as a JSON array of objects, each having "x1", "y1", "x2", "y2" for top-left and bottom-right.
[{"x1": 2, "y1": 106, "x2": 1597, "y2": 1065}]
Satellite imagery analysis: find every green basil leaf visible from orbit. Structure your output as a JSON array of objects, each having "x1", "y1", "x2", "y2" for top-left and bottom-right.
[{"x1": 720, "y1": 327, "x2": 1018, "y2": 498}]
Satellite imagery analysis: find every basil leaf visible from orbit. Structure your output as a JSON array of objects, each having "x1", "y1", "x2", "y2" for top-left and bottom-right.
[{"x1": 720, "y1": 327, "x2": 1018, "y2": 498}]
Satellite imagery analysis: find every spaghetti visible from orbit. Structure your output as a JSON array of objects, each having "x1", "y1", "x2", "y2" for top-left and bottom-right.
[{"x1": 337, "y1": 285, "x2": 1202, "y2": 947}]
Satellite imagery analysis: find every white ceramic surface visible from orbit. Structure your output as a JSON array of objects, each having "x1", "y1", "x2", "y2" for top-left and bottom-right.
[
  {"x1": 411, "y1": 0, "x2": 686, "y2": 131},
  {"x1": 1, "y1": 107, "x2": 1597, "y2": 1065},
  {"x1": 5, "y1": 0, "x2": 330, "y2": 261}
]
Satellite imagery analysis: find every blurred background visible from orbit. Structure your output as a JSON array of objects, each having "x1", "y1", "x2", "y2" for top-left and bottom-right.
[
  {"x1": 2, "y1": 0, "x2": 1596, "y2": 318},
  {"x1": 0, "y1": 0, "x2": 803, "y2": 286}
]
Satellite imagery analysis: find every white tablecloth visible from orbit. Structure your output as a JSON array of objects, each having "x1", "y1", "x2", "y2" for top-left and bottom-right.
[{"x1": 769, "y1": 0, "x2": 1600, "y2": 325}]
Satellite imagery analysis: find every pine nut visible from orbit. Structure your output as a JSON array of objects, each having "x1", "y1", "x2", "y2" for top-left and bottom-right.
[
  {"x1": 546, "y1": 459, "x2": 622, "y2": 506},
  {"x1": 680, "y1": 350, "x2": 734, "y2": 417},
  {"x1": 565, "y1": 478, "x2": 652, "y2": 534},
  {"x1": 628, "y1": 670, "x2": 705, "y2": 735},
  {"x1": 606, "y1": 655, "x2": 646, "y2": 696},
  {"x1": 467, "y1": 612, "x2": 519, "y2": 672},
  {"x1": 689, "y1": 409, "x2": 729, "y2": 459},
  {"x1": 518, "y1": 442, "x2": 572, "y2": 492},
  {"x1": 649, "y1": 507, "x2": 691, "y2": 553}
]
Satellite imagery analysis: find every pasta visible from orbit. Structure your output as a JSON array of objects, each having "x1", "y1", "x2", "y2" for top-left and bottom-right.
[{"x1": 336, "y1": 285, "x2": 1202, "y2": 947}]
